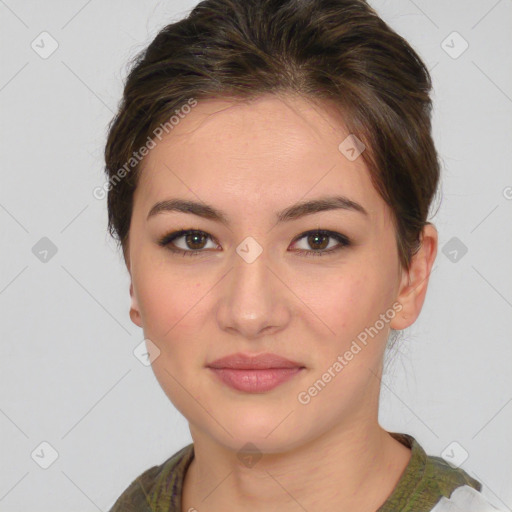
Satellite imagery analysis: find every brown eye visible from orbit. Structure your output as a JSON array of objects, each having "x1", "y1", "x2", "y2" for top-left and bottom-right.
[
  {"x1": 306, "y1": 233, "x2": 330, "y2": 250},
  {"x1": 291, "y1": 229, "x2": 351, "y2": 257},
  {"x1": 184, "y1": 232, "x2": 208, "y2": 250},
  {"x1": 158, "y1": 229, "x2": 218, "y2": 255}
]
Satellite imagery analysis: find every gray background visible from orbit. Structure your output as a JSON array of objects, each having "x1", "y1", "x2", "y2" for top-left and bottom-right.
[{"x1": 0, "y1": 0, "x2": 511, "y2": 510}]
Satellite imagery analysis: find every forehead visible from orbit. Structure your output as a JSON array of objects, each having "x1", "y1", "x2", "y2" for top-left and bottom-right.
[{"x1": 135, "y1": 93, "x2": 387, "y2": 223}]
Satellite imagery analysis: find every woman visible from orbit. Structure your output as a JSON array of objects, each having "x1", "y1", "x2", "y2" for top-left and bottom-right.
[{"x1": 104, "y1": 0, "x2": 502, "y2": 510}]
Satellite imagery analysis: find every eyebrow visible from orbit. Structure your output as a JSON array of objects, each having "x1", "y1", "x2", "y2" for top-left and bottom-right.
[{"x1": 146, "y1": 195, "x2": 368, "y2": 224}]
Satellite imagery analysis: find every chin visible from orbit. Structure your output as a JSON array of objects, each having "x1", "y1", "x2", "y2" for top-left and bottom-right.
[
  {"x1": 217, "y1": 431, "x2": 303, "y2": 456},
  {"x1": 196, "y1": 407, "x2": 309, "y2": 455}
]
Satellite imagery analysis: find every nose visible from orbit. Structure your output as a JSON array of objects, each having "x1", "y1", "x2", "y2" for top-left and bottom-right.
[{"x1": 215, "y1": 246, "x2": 291, "y2": 340}]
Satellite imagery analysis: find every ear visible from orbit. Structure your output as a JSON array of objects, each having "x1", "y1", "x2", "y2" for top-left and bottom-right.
[
  {"x1": 129, "y1": 281, "x2": 143, "y2": 328},
  {"x1": 390, "y1": 223, "x2": 438, "y2": 330}
]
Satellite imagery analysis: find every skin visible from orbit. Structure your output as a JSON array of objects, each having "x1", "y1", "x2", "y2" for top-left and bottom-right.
[{"x1": 126, "y1": 92, "x2": 438, "y2": 512}]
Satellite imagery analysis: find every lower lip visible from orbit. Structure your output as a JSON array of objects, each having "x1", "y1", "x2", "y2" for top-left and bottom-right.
[{"x1": 208, "y1": 367, "x2": 304, "y2": 393}]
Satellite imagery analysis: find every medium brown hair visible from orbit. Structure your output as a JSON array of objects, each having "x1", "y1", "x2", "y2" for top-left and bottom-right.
[{"x1": 104, "y1": 0, "x2": 441, "y2": 272}]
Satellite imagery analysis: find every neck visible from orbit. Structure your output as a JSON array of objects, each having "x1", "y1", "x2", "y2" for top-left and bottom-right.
[{"x1": 182, "y1": 419, "x2": 411, "y2": 512}]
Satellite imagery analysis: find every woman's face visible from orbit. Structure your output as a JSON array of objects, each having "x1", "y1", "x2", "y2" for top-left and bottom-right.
[{"x1": 127, "y1": 93, "x2": 410, "y2": 453}]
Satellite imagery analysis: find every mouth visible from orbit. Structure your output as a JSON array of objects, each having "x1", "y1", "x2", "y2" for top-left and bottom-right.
[{"x1": 207, "y1": 352, "x2": 305, "y2": 393}]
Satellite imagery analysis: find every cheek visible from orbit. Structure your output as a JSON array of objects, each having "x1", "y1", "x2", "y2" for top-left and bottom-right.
[
  {"x1": 133, "y1": 263, "x2": 207, "y2": 409},
  {"x1": 307, "y1": 275, "x2": 366, "y2": 332},
  {"x1": 300, "y1": 265, "x2": 387, "y2": 335},
  {"x1": 134, "y1": 255, "x2": 208, "y2": 340},
  {"x1": 296, "y1": 257, "x2": 397, "y2": 371}
]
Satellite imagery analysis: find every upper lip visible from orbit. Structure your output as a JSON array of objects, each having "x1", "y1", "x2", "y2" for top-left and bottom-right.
[{"x1": 207, "y1": 352, "x2": 304, "y2": 370}]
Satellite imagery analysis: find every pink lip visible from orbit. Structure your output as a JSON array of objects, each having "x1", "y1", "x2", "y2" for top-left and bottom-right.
[{"x1": 207, "y1": 353, "x2": 305, "y2": 393}]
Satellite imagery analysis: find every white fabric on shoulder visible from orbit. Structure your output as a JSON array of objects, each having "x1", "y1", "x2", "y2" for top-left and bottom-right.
[{"x1": 431, "y1": 485, "x2": 504, "y2": 512}]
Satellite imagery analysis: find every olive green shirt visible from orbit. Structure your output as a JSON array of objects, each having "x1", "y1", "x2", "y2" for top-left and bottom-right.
[{"x1": 108, "y1": 432, "x2": 483, "y2": 512}]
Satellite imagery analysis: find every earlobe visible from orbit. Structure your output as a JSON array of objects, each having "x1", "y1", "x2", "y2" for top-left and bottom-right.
[
  {"x1": 390, "y1": 224, "x2": 438, "y2": 331},
  {"x1": 129, "y1": 281, "x2": 143, "y2": 327}
]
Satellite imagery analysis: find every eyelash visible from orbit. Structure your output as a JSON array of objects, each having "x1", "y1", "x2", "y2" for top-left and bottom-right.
[{"x1": 157, "y1": 229, "x2": 351, "y2": 258}]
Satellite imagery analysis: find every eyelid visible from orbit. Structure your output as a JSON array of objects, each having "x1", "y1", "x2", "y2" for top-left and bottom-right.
[
  {"x1": 158, "y1": 228, "x2": 351, "y2": 256},
  {"x1": 290, "y1": 229, "x2": 351, "y2": 257},
  {"x1": 158, "y1": 229, "x2": 219, "y2": 253},
  {"x1": 291, "y1": 229, "x2": 349, "y2": 245}
]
